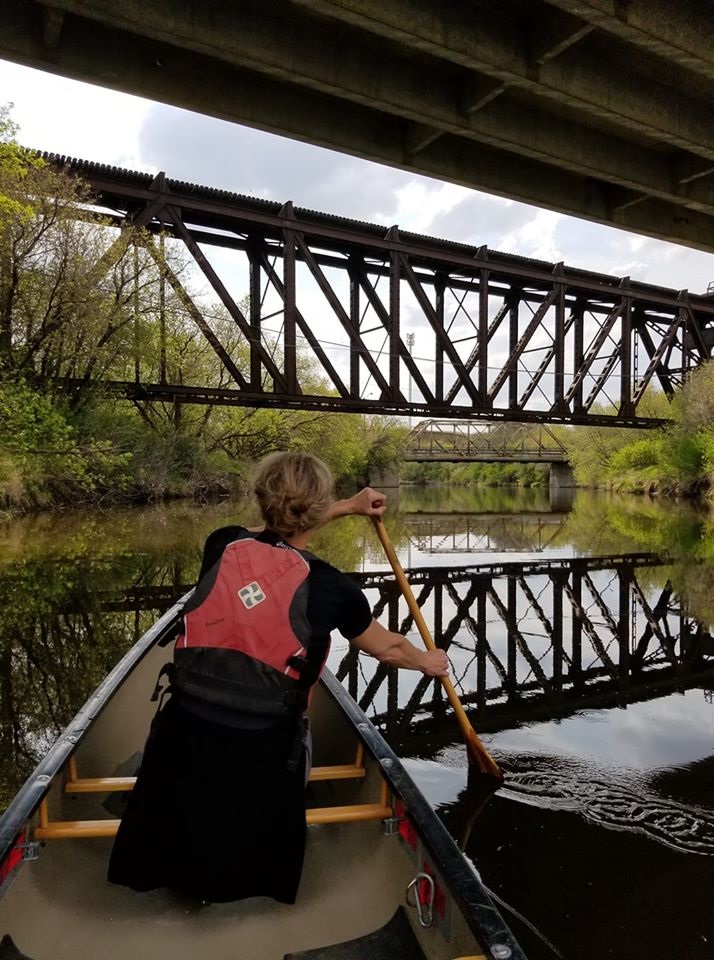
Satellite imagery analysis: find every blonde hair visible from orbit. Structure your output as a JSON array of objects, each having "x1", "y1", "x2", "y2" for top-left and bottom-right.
[{"x1": 253, "y1": 452, "x2": 334, "y2": 538}]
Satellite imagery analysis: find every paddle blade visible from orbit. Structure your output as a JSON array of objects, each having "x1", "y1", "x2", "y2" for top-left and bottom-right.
[
  {"x1": 465, "y1": 725, "x2": 505, "y2": 786},
  {"x1": 459, "y1": 762, "x2": 506, "y2": 850}
]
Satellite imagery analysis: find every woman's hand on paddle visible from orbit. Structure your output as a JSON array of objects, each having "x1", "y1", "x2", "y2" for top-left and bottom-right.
[
  {"x1": 420, "y1": 649, "x2": 450, "y2": 677},
  {"x1": 350, "y1": 487, "x2": 386, "y2": 517},
  {"x1": 351, "y1": 620, "x2": 449, "y2": 677},
  {"x1": 328, "y1": 487, "x2": 386, "y2": 520}
]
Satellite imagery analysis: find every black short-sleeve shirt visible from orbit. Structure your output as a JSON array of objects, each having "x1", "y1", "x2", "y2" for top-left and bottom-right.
[{"x1": 198, "y1": 525, "x2": 372, "y2": 688}]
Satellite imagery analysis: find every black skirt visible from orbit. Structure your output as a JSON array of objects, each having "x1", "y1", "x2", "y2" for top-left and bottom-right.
[{"x1": 107, "y1": 698, "x2": 306, "y2": 904}]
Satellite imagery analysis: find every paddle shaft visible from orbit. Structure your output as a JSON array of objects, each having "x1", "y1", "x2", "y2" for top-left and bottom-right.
[{"x1": 372, "y1": 517, "x2": 502, "y2": 780}]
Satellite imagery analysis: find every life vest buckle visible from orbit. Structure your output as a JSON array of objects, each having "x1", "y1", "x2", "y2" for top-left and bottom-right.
[{"x1": 287, "y1": 654, "x2": 308, "y2": 673}]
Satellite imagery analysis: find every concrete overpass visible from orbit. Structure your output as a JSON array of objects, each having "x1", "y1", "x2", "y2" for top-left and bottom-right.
[{"x1": 3, "y1": 1, "x2": 714, "y2": 252}]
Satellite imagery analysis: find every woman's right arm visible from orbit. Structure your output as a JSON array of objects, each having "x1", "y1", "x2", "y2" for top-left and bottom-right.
[{"x1": 349, "y1": 619, "x2": 449, "y2": 676}]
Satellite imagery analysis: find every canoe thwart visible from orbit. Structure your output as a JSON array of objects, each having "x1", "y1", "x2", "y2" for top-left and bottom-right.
[
  {"x1": 34, "y1": 819, "x2": 121, "y2": 840},
  {"x1": 37, "y1": 764, "x2": 392, "y2": 839},
  {"x1": 63, "y1": 764, "x2": 366, "y2": 794},
  {"x1": 64, "y1": 744, "x2": 368, "y2": 794}
]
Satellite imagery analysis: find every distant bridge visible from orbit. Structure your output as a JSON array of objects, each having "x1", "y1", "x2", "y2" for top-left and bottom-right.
[{"x1": 405, "y1": 420, "x2": 568, "y2": 462}]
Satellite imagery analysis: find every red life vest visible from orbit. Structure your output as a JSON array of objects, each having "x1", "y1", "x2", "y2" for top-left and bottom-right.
[{"x1": 172, "y1": 533, "x2": 322, "y2": 718}]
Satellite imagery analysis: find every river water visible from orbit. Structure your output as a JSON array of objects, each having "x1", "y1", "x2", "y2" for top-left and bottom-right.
[{"x1": 1, "y1": 486, "x2": 713, "y2": 959}]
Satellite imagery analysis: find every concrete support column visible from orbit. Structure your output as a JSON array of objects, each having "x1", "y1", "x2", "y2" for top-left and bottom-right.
[
  {"x1": 368, "y1": 467, "x2": 400, "y2": 492},
  {"x1": 549, "y1": 484, "x2": 575, "y2": 513},
  {"x1": 549, "y1": 461, "x2": 575, "y2": 490}
]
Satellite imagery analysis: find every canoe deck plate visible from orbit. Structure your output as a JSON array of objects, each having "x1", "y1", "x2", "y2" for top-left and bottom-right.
[
  {"x1": 0, "y1": 934, "x2": 34, "y2": 959},
  {"x1": 283, "y1": 906, "x2": 427, "y2": 960}
]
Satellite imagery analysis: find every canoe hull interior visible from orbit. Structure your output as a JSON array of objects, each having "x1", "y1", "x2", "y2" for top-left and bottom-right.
[{"x1": 0, "y1": 634, "x2": 495, "y2": 960}]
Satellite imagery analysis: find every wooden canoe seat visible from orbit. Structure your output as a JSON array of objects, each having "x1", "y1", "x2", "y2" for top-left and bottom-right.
[
  {"x1": 63, "y1": 764, "x2": 366, "y2": 794},
  {"x1": 34, "y1": 745, "x2": 392, "y2": 841}
]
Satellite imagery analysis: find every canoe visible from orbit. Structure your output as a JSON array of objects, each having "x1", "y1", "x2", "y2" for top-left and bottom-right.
[{"x1": 0, "y1": 596, "x2": 526, "y2": 960}]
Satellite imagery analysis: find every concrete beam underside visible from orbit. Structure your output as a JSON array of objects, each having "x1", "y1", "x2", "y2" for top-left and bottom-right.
[{"x1": 2, "y1": 0, "x2": 714, "y2": 251}]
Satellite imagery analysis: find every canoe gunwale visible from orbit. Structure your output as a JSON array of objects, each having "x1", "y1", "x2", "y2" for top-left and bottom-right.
[{"x1": 320, "y1": 670, "x2": 527, "y2": 960}]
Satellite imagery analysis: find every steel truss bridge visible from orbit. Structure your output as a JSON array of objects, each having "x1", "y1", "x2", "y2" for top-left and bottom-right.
[
  {"x1": 46, "y1": 157, "x2": 714, "y2": 428},
  {"x1": 405, "y1": 420, "x2": 568, "y2": 462},
  {"x1": 90, "y1": 553, "x2": 714, "y2": 747}
]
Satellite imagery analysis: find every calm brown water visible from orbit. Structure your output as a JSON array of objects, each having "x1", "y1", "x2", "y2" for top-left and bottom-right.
[{"x1": 1, "y1": 486, "x2": 713, "y2": 959}]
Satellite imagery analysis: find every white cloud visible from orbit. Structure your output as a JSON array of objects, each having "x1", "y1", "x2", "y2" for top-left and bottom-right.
[
  {"x1": 504, "y1": 209, "x2": 564, "y2": 262},
  {"x1": 0, "y1": 60, "x2": 151, "y2": 168},
  {"x1": 391, "y1": 180, "x2": 473, "y2": 234}
]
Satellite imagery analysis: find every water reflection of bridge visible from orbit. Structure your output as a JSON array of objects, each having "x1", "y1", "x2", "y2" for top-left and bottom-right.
[
  {"x1": 99, "y1": 553, "x2": 714, "y2": 750},
  {"x1": 406, "y1": 512, "x2": 569, "y2": 554},
  {"x1": 337, "y1": 554, "x2": 714, "y2": 752}
]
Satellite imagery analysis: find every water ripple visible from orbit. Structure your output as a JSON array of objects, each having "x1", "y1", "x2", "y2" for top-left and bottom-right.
[{"x1": 501, "y1": 755, "x2": 714, "y2": 856}]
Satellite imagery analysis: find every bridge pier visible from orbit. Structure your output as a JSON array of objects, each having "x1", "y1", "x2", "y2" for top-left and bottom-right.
[
  {"x1": 368, "y1": 467, "x2": 400, "y2": 495},
  {"x1": 549, "y1": 484, "x2": 575, "y2": 513},
  {"x1": 549, "y1": 461, "x2": 576, "y2": 491}
]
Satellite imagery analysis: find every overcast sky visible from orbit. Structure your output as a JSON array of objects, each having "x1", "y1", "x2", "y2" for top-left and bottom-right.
[{"x1": 3, "y1": 57, "x2": 714, "y2": 294}]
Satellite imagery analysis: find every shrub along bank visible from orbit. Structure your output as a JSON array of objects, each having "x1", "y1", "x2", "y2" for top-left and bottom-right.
[
  {"x1": 562, "y1": 364, "x2": 714, "y2": 498},
  {"x1": 400, "y1": 460, "x2": 549, "y2": 487}
]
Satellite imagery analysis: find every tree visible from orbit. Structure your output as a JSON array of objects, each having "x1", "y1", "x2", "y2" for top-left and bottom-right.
[
  {"x1": 0, "y1": 104, "x2": 411, "y2": 506},
  {"x1": 0, "y1": 106, "x2": 173, "y2": 404}
]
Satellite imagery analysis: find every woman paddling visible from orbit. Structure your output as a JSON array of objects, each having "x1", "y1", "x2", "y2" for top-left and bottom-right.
[{"x1": 108, "y1": 451, "x2": 449, "y2": 905}]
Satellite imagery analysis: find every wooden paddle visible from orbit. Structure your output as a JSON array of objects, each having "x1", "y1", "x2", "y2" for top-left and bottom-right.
[{"x1": 372, "y1": 517, "x2": 504, "y2": 786}]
